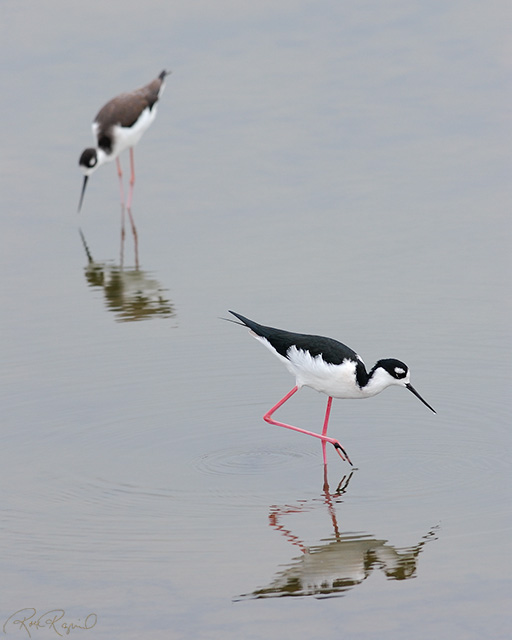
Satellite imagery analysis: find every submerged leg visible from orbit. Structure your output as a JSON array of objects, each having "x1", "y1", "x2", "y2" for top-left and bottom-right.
[
  {"x1": 120, "y1": 203, "x2": 126, "y2": 266},
  {"x1": 126, "y1": 207, "x2": 139, "y2": 268},
  {"x1": 263, "y1": 387, "x2": 352, "y2": 465}
]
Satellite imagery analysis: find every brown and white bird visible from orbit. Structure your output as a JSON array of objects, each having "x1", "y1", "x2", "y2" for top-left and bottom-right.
[{"x1": 78, "y1": 70, "x2": 171, "y2": 212}]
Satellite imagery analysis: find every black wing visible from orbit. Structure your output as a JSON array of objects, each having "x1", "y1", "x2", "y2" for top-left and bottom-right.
[{"x1": 229, "y1": 311, "x2": 361, "y2": 365}]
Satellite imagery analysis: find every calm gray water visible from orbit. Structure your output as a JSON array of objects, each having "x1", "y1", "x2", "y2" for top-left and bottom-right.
[{"x1": 1, "y1": 2, "x2": 511, "y2": 639}]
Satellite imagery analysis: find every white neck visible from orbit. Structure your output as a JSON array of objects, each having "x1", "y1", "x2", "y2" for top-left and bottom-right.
[
  {"x1": 95, "y1": 147, "x2": 110, "y2": 167},
  {"x1": 363, "y1": 367, "x2": 408, "y2": 397}
]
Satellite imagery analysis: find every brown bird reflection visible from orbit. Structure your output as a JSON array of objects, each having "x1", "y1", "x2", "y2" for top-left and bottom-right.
[
  {"x1": 79, "y1": 229, "x2": 175, "y2": 323},
  {"x1": 235, "y1": 472, "x2": 438, "y2": 600}
]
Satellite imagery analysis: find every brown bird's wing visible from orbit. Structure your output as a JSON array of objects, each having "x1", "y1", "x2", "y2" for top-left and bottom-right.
[{"x1": 93, "y1": 74, "x2": 166, "y2": 152}]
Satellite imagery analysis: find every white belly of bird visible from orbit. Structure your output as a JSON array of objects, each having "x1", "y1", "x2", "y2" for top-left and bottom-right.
[
  {"x1": 93, "y1": 105, "x2": 158, "y2": 159},
  {"x1": 254, "y1": 334, "x2": 370, "y2": 399},
  {"x1": 114, "y1": 105, "x2": 158, "y2": 153},
  {"x1": 285, "y1": 347, "x2": 367, "y2": 398}
]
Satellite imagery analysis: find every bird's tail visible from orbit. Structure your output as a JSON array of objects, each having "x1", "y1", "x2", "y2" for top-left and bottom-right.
[{"x1": 226, "y1": 311, "x2": 264, "y2": 333}]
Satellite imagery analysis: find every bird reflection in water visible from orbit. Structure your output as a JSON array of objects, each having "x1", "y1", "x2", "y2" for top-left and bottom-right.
[
  {"x1": 79, "y1": 229, "x2": 174, "y2": 323},
  {"x1": 235, "y1": 471, "x2": 438, "y2": 600}
]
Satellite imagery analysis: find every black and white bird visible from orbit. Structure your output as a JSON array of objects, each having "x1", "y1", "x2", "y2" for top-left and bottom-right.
[
  {"x1": 78, "y1": 70, "x2": 171, "y2": 213},
  {"x1": 228, "y1": 311, "x2": 436, "y2": 466}
]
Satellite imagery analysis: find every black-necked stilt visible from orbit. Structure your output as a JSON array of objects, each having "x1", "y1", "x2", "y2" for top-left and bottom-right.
[
  {"x1": 228, "y1": 311, "x2": 436, "y2": 466},
  {"x1": 78, "y1": 70, "x2": 171, "y2": 213}
]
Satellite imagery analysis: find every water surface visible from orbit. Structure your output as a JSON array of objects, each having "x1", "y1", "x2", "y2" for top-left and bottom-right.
[{"x1": 1, "y1": 2, "x2": 510, "y2": 639}]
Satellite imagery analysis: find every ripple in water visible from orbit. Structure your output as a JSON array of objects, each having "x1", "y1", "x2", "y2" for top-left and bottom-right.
[{"x1": 193, "y1": 445, "x2": 317, "y2": 476}]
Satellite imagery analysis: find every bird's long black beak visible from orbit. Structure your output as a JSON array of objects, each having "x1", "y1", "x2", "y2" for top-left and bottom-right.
[
  {"x1": 406, "y1": 383, "x2": 436, "y2": 413},
  {"x1": 78, "y1": 175, "x2": 88, "y2": 213}
]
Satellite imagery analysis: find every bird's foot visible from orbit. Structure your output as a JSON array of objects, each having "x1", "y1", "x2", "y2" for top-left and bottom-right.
[{"x1": 333, "y1": 442, "x2": 353, "y2": 466}]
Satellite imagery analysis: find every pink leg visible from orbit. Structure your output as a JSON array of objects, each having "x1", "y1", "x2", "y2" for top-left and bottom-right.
[
  {"x1": 321, "y1": 396, "x2": 352, "y2": 465},
  {"x1": 116, "y1": 158, "x2": 127, "y2": 266},
  {"x1": 116, "y1": 157, "x2": 125, "y2": 208},
  {"x1": 126, "y1": 147, "x2": 135, "y2": 210},
  {"x1": 118, "y1": 150, "x2": 138, "y2": 267},
  {"x1": 321, "y1": 397, "x2": 332, "y2": 465},
  {"x1": 263, "y1": 387, "x2": 352, "y2": 465}
]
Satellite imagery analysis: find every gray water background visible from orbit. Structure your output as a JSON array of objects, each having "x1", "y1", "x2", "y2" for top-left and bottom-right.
[{"x1": 1, "y1": 2, "x2": 511, "y2": 639}]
